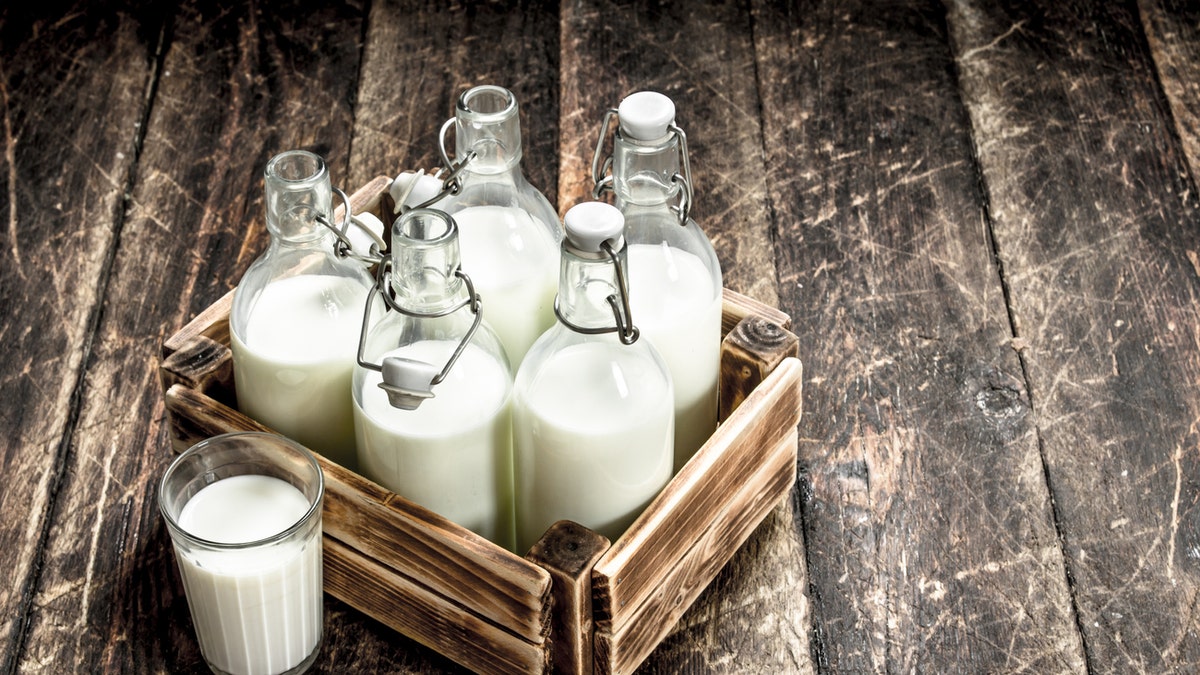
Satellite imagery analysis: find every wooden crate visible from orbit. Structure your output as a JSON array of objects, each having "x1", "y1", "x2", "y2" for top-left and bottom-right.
[{"x1": 158, "y1": 176, "x2": 803, "y2": 675}]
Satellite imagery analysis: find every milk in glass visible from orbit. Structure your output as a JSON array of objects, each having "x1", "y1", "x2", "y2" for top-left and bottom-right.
[{"x1": 175, "y1": 475, "x2": 321, "y2": 675}]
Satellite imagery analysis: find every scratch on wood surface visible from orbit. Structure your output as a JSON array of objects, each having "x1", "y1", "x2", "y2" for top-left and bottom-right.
[
  {"x1": 1187, "y1": 250, "x2": 1200, "y2": 279},
  {"x1": 1167, "y1": 435, "x2": 1190, "y2": 583},
  {"x1": 1, "y1": 70, "x2": 24, "y2": 282},
  {"x1": 958, "y1": 20, "x2": 1027, "y2": 61}
]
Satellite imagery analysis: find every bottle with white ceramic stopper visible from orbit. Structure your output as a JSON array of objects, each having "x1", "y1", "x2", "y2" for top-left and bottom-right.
[
  {"x1": 352, "y1": 208, "x2": 515, "y2": 551},
  {"x1": 512, "y1": 201, "x2": 674, "y2": 553},
  {"x1": 593, "y1": 91, "x2": 724, "y2": 472},
  {"x1": 434, "y1": 85, "x2": 562, "y2": 367},
  {"x1": 230, "y1": 150, "x2": 375, "y2": 471}
]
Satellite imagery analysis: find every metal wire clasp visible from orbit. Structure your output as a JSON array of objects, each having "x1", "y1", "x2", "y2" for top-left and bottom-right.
[
  {"x1": 590, "y1": 110, "x2": 694, "y2": 226},
  {"x1": 355, "y1": 260, "x2": 484, "y2": 409},
  {"x1": 553, "y1": 240, "x2": 640, "y2": 345},
  {"x1": 315, "y1": 186, "x2": 389, "y2": 264}
]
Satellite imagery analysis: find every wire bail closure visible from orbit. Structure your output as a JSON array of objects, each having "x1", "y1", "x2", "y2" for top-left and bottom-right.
[
  {"x1": 554, "y1": 240, "x2": 640, "y2": 345},
  {"x1": 356, "y1": 260, "x2": 484, "y2": 410},
  {"x1": 590, "y1": 108, "x2": 694, "y2": 226},
  {"x1": 315, "y1": 186, "x2": 388, "y2": 264}
]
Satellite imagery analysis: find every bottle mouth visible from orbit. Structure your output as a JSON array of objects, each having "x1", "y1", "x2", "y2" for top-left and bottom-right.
[
  {"x1": 457, "y1": 85, "x2": 517, "y2": 122},
  {"x1": 265, "y1": 149, "x2": 327, "y2": 185}
]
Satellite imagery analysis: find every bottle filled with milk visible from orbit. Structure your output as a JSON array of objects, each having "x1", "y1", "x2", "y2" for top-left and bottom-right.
[
  {"x1": 230, "y1": 150, "x2": 375, "y2": 471},
  {"x1": 352, "y1": 208, "x2": 516, "y2": 551},
  {"x1": 593, "y1": 91, "x2": 723, "y2": 472},
  {"x1": 512, "y1": 202, "x2": 674, "y2": 553},
  {"x1": 434, "y1": 84, "x2": 562, "y2": 367}
]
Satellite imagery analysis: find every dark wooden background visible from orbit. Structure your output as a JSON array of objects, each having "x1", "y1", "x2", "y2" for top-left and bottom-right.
[{"x1": 3, "y1": 0, "x2": 1199, "y2": 672}]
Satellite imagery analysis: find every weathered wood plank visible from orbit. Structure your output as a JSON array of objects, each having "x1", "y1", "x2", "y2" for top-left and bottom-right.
[
  {"x1": 948, "y1": 0, "x2": 1200, "y2": 669},
  {"x1": 560, "y1": 0, "x2": 779, "y2": 305},
  {"x1": 1140, "y1": 0, "x2": 1200, "y2": 182},
  {"x1": 0, "y1": 2, "x2": 162, "y2": 670},
  {"x1": 348, "y1": 0, "x2": 562, "y2": 209},
  {"x1": 15, "y1": 1, "x2": 368, "y2": 671},
  {"x1": 526, "y1": 521, "x2": 611, "y2": 675},
  {"x1": 753, "y1": 0, "x2": 1086, "y2": 671},
  {"x1": 325, "y1": 537, "x2": 551, "y2": 675}
]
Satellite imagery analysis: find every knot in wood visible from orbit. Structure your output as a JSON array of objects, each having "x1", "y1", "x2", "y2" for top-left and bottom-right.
[{"x1": 969, "y1": 369, "x2": 1028, "y2": 419}]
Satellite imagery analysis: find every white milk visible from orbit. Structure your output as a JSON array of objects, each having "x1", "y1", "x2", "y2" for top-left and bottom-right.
[
  {"x1": 355, "y1": 340, "x2": 515, "y2": 549},
  {"x1": 232, "y1": 275, "x2": 368, "y2": 469},
  {"x1": 513, "y1": 341, "x2": 674, "y2": 552},
  {"x1": 453, "y1": 205, "x2": 559, "y2": 366},
  {"x1": 176, "y1": 475, "x2": 321, "y2": 675},
  {"x1": 627, "y1": 243, "x2": 722, "y2": 470}
]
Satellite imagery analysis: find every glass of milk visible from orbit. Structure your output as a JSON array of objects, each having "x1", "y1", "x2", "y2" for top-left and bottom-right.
[{"x1": 159, "y1": 432, "x2": 325, "y2": 675}]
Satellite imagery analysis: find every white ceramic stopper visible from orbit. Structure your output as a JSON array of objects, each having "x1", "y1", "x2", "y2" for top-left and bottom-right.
[
  {"x1": 379, "y1": 356, "x2": 440, "y2": 409},
  {"x1": 617, "y1": 91, "x2": 675, "y2": 141},
  {"x1": 390, "y1": 171, "x2": 446, "y2": 213},
  {"x1": 564, "y1": 202, "x2": 625, "y2": 254}
]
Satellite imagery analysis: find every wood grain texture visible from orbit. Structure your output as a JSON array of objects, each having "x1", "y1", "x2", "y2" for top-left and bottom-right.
[
  {"x1": 348, "y1": 0, "x2": 561, "y2": 209},
  {"x1": 720, "y1": 316, "x2": 800, "y2": 420},
  {"x1": 560, "y1": 0, "x2": 779, "y2": 305},
  {"x1": 15, "y1": 1, "x2": 367, "y2": 671},
  {"x1": 526, "y1": 521, "x2": 612, "y2": 675},
  {"x1": 947, "y1": 0, "x2": 1200, "y2": 669},
  {"x1": 325, "y1": 538, "x2": 551, "y2": 675},
  {"x1": 753, "y1": 0, "x2": 1086, "y2": 671},
  {"x1": 1140, "y1": 0, "x2": 1200, "y2": 182},
  {"x1": 0, "y1": 1, "x2": 163, "y2": 669}
]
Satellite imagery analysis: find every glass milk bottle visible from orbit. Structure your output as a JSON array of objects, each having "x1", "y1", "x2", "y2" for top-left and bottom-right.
[
  {"x1": 230, "y1": 150, "x2": 374, "y2": 471},
  {"x1": 513, "y1": 202, "x2": 674, "y2": 553},
  {"x1": 353, "y1": 208, "x2": 515, "y2": 551},
  {"x1": 593, "y1": 91, "x2": 724, "y2": 472},
  {"x1": 435, "y1": 84, "x2": 562, "y2": 366}
]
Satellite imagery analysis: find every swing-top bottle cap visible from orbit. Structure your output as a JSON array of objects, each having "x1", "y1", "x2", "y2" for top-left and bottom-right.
[
  {"x1": 618, "y1": 91, "x2": 675, "y2": 141},
  {"x1": 564, "y1": 202, "x2": 625, "y2": 255},
  {"x1": 379, "y1": 356, "x2": 440, "y2": 410}
]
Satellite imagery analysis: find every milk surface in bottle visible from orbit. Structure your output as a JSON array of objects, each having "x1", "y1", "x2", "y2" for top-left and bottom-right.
[
  {"x1": 513, "y1": 202, "x2": 673, "y2": 553},
  {"x1": 174, "y1": 474, "x2": 322, "y2": 675},
  {"x1": 231, "y1": 150, "x2": 374, "y2": 470},
  {"x1": 598, "y1": 91, "x2": 724, "y2": 472},
  {"x1": 353, "y1": 208, "x2": 516, "y2": 550},
  {"x1": 435, "y1": 85, "x2": 562, "y2": 366}
]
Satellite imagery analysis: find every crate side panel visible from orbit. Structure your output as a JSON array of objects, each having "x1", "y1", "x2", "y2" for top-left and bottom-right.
[
  {"x1": 594, "y1": 431, "x2": 798, "y2": 675},
  {"x1": 592, "y1": 358, "x2": 802, "y2": 625}
]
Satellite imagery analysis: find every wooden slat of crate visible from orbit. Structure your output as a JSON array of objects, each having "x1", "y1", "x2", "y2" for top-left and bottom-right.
[
  {"x1": 325, "y1": 538, "x2": 551, "y2": 675},
  {"x1": 591, "y1": 358, "x2": 802, "y2": 675}
]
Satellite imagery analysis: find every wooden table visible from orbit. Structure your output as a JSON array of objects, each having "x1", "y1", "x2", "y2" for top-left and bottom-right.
[{"x1": 3, "y1": 1, "x2": 1199, "y2": 672}]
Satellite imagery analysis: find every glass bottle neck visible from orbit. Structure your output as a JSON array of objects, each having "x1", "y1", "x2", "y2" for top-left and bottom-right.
[
  {"x1": 557, "y1": 246, "x2": 630, "y2": 332},
  {"x1": 390, "y1": 209, "x2": 467, "y2": 314},
  {"x1": 264, "y1": 150, "x2": 335, "y2": 245},
  {"x1": 612, "y1": 132, "x2": 682, "y2": 209},
  {"x1": 455, "y1": 86, "x2": 523, "y2": 175}
]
